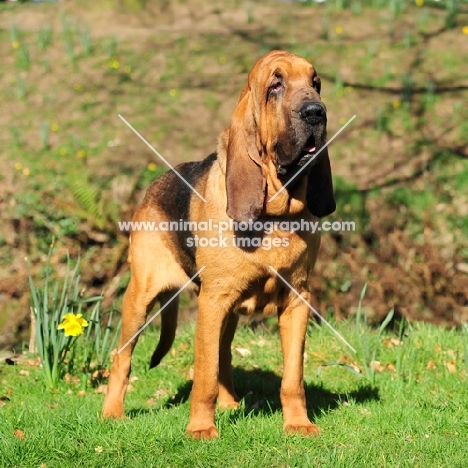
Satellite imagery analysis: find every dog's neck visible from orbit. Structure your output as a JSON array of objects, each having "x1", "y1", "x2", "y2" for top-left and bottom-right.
[{"x1": 262, "y1": 160, "x2": 307, "y2": 216}]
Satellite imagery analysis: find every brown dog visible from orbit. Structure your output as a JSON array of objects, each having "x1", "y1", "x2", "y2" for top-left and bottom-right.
[{"x1": 103, "y1": 50, "x2": 335, "y2": 438}]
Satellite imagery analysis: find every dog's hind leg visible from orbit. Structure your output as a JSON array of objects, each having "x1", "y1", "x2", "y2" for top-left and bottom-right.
[
  {"x1": 218, "y1": 312, "x2": 239, "y2": 410},
  {"x1": 149, "y1": 290, "x2": 179, "y2": 369}
]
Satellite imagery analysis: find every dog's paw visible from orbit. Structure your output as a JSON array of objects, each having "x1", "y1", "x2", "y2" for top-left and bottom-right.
[
  {"x1": 102, "y1": 404, "x2": 126, "y2": 419},
  {"x1": 186, "y1": 426, "x2": 219, "y2": 440},
  {"x1": 218, "y1": 400, "x2": 239, "y2": 410},
  {"x1": 284, "y1": 423, "x2": 321, "y2": 437}
]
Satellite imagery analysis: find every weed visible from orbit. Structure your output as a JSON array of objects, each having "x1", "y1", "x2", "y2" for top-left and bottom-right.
[
  {"x1": 39, "y1": 122, "x2": 50, "y2": 150},
  {"x1": 37, "y1": 22, "x2": 53, "y2": 51},
  {"x1": 355, "y1": 284, "x2": 395, "y2": 384},
  {"x1": 80, "y1": 24, "x2": 93, "y2": 56},
  {"x1": 27, "y1": 245, "x2": 103, "y2": 389}
]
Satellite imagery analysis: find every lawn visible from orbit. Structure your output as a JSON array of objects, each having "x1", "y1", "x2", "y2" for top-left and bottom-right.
[
  {"x1": 0, "y1": 0, "x2": 467, "y2": 336},
  {"x1": 1, "y1": 318, "x2": 468, "y2": 467}
]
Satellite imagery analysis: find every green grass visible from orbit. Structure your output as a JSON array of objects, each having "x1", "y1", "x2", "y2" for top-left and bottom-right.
[
  {"x1": 0, "y1": 2, "x2": 467, "y2": 462},
  {"x1": 1, "y1": 319, "x2": 468, "y2": 467}
]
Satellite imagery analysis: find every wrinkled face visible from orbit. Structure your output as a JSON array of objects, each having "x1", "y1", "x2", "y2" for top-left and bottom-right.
[{"x1": 249, "y1": 51, "x2": 327, "y2": 178}]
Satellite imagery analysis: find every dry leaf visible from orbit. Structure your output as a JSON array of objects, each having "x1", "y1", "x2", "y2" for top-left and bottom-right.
[
  {"x1": 235, "y1": 347, "x2": 251, "y2": 357},
  {"x1": 386, "y1": 363, "x2": 396, "y2": 372},
  {"x1": 370, "y1": 361, "x2": 385, "y2": 372},
  {"x1": 19, "y1": 370, "x2": 29, "y2": 377},
  {"x1": 426, "y1": 360, "x2": 437, "y2": 370},
  {"x1": 349, "y1": 362, "x2": 362, "y2": 374},
  {"x1": 147, "y1": 398, "x2": 155, "y2": 406},
  {"x1": 77, "y1": 390, "x2": 86, "y2": 397},
  {"x1": 311, "y1": 352, "x2": 328, "y2": 360},
  {"x1": 155, "y1": 388, "x2": 169, "y2": 398},
  {"x1": 94, "y1": 385, "x2": 108, "y2": 395},
  {"x1": 129, "y1": 376, "x2": 139, "y2": 383},
  {"x1": 64, "y1": 373, "x2": 80, "y2": 386},
  {"x1": 382, "y1": 338, "x2": 403, "y2": 348},
  {"x1": 256, "y1": 337, "x2": 267, "y2": 347},
  {"x1": 66, "y1": 389, "x2": 73, "y2": 395},
  {"x1": 188, "y1": 367, "x2": 194, "y2": 380},
  {"x1": 14, "y1": 429, "x2": 25, "y2": 440},
  {"x1": 447, "y1": 350, "x2": 456, "y2": 359},
  {"x1": 445, "y1": 361, "x2": 457, "y2": 373}
]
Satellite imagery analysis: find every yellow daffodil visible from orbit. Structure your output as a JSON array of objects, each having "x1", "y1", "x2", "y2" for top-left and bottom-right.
[
  {"x1": 110, "y1": 58, "x2": 120, "y2": 69},
  {"x1": 463, "y1": 26, "x2": 468, "y2": 35},
  {"x1": 335, "y1": 26, "x2": 344, "y2": 35},
  {"x1": 57, "y1": 313, "x2": 88, "y2": 337},
  {"x1": 147, "y1": 162, "x2": 157, "y2": 171},
  {"x1": 415, "y1": 0, "x2": 424, "y2": 6}
]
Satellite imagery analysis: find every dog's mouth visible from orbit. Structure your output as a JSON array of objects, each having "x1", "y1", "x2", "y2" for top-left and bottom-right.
[
  {"x1": 296, "y1": 135, "x2": 317, "y2": 167},
  {"x1": 276, "y1": 135, "x2": 318, "y2": 177}
]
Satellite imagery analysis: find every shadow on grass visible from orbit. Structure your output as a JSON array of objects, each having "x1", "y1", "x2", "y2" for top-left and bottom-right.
[{"x1": 160, "y1": 367, "x2": 379, "y2": 422}]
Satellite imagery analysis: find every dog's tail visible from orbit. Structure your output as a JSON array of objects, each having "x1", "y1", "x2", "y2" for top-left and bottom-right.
[{"x1": 149, "y1": 290, "x2": 179, "y2": 369}]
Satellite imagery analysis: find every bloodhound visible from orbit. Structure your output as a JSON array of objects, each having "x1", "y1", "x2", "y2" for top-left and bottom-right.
[{"x1": 103, "y1": 50, "x2": 335, "y2": 438}]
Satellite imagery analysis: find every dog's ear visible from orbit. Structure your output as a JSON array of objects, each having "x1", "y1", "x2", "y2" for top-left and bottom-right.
[
  {"x1": 226, "y1": 87, "x2": 265, "y2": 222},
  {"x1": 306, "y1": 147, "x2": 336, "y2": 218}
]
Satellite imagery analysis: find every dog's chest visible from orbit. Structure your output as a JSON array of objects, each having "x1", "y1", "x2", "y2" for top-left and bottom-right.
[{"x1": 234, "y1": 229, "x2": 318, "y2": 316}]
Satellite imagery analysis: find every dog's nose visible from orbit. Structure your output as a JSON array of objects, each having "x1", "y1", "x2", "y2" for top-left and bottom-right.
[{"x1": 299, "y1": 102, "x2": 326, "y2": 122}]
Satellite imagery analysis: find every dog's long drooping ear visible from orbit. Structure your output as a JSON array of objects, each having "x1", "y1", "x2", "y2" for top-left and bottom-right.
[
  {"x1": 226, "y1": 87, "x2": 266, "y2": 222},
  {"x1": 306, "y1": 147, "x2": 336, "y2": 218}
]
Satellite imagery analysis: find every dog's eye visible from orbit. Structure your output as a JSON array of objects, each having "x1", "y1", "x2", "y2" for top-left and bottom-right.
[
  {"x1": 312, "y1": 76, "x2": 321, "y2": 94},
  {"x1": 269, "y1": 81, "x2": 283, "y2": 96}
]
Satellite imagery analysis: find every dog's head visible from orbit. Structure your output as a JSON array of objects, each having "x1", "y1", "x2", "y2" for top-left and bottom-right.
[{"x1": 223, "y1": 50, "x2": 336, "y2": 223}]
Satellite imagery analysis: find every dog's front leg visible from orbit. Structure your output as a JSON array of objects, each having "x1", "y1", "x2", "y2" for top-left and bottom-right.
[
  {"x1": 186, "y1": 290, "x2": 228, "y2": 439},
  {"x1": 278, "y1": 293, "x2": 320, "y2": 436}
]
